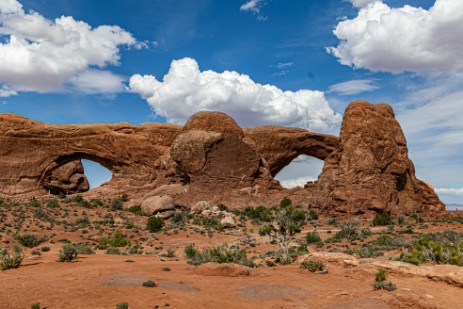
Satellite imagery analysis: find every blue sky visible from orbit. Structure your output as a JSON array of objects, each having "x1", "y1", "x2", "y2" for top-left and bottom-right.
[{"x1": 0, "y1": 0, "x2": 462, "y2": 204}]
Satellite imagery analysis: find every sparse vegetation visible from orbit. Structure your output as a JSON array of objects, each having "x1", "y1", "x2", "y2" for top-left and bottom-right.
[
  {"x1": 300, "y1": 260, "x2": 326, "y2": 273},
  {"x1": 0, "y1": 246, "x2": 23, "y2": 270},
  {"x1": 183, "y1": 243, "x2": 254, "y2": 267},
  {"x1": 116, "y1": 302, "x2": 129, "y2": 309},
  {"x1": 15, "y1": 234, "x2": 47, "y2": 248},
  {"x1": 373, "y1": 212, "x2": 392, "y2": 226},
  {"x1": 147, "y1": 217, "x2": 164, "y2": 233},
  {"x1": 58, "y1": 243, "x2": 78, "y2": 262},
  {"x1": 372, "y1": 268, "x2": 396, "y2": 291},
  {"x1": 142, "y1": 280, "x2": 156, "y2": 287},
  {"x1": 399, "y1": 231, "x2": 463, "y2": 266}
]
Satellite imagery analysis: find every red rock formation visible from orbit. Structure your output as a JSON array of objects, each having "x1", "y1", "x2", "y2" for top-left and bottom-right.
[
  {"x1": 0, "y1": 101, "x2": 446, "y2": 216},
  {"x1": 44, "y1": 160, "x2": 89, "y2": 195},
  {"x1": 311, "y1": 101, "x2": 445, "y2": 216}
]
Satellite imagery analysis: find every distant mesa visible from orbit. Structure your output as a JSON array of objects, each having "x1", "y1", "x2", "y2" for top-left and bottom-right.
[{"x1": 0, "y1": 101, "x2": 445, "y2": 218}]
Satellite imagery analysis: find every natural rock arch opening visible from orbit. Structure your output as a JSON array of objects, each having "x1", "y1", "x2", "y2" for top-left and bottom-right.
[
  {"x1": 40, "y1": 153, "x2": 115, "y2": 195},
  {"x1": 274, "y1": 155, "x2": 324, "y2": 189},
  {"x1": 81, "y1": 159, "x2": 113, "y2": 190}
]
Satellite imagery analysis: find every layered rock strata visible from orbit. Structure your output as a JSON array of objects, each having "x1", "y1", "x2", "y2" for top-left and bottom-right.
[{"x1": 0, "y1": 101, "x2": 445, "y2": 216}]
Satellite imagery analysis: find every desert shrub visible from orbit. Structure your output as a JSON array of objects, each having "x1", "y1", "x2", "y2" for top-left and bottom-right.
[
  {"x1": 41, "y1": 246, "x2": 50, "y2": 252},
  {"x1": 243, "y1": 206, "x2": 274, "y2": 223},
  {"x1": 142, "y1": 280, "x2": 156, "y2": 287},
  {"x1": 47, "y1": 199, "x2": 59, "y2": 209},
  {"x1": 361, "y1": 227, "x2": 372, "y2": 238},
  {"x1": 300, "y1": 260, "x2": 326, "y2": 272},
  {"x1": 326, "y1": 217, "x2": 338, "y2": 226},
  {"x1": 398, "y1": 232, "x2": 463, "y2": 266},
  {"x1": 98, "y1": 230, "x2": 131, "y2": 249},
  {"x1": 0, "y1": 246, "x2": 23, "y2": 270},
  {"x1": 33, "y1": 208, "x2": 51, "y2": 222},
  {"x1": 308, "y1": 210, "x2": 318, "y2": 220},
  {"x1": 29, "y1": 197, "x2": 41, "y2": 207},
  {"x1": 76, "y1": 216, "x2": 90, "y2": 228},
  {"x1": 147, "y1": 217, "x2": 164, "y2": 233},
  {"x1": 338, "y1": 220, "x2": 361, "y2": 240},
  {"x1": 288, "y1": 244, "x2": 309, "y2": 255},
  {"x1": 373, "y1": 212, "x2": 392, "y2": 226},
  {"x1": 218, "y1": 204, "x2": 228, "y2": 211},
  {"x1": 184, "y1": 243, "x2": 254, "y2": 267},
  {"x1": 106, "y1": 247, "x2": 122, "y2": 255},
  {"x1": 128, "y1": 244, "x2": 143, "y2": 254},
  {"x1": 184, "y1": 244, "x2": 199, "y2": 259},
  {"x1": 75, "y1": 243, "x2": 95, "y2": 255},
  {"x1": 355, "y1": 245, "x2": 384, "y2": 258},
  {"x1": 90, "y1": 198, "x2": 104, "y2": 207},
  {"x1": 373, "y1": 268, "x2": 396, "y2": 291},
  {"x1": 171, "y1": 211, "x2": 191, "y2": 225},
  {"x1": 126, "y1": 205, "x2": 143, "y2": 216},
  {"x1": 31, "y1": 303, "x2": 40, "y2": 309},
  {"x1": 306, "y1": 231, "x2": 322, "y2": 245},
  {"x1": 58, "y1": 243, "x2": 78, "y2": 262},
  {"x1": 410, "y1": 212, "x2": 424, "y2": 223},
  {"x1": 15, "y1": 234, "x2": 46, "y2": 248},
  {"x1": 120, "y1": 194, "x2": 129, "y2": 202},
  {"x1": 116, "y1": 302, "x2": 129, "y2": 309},
  {"x1": 259, "y1": 205, "x2": 307, "y2": 263},
  {"x1": 279, "y1": 197, "x2": 292, "y2": 208},
  {"x1": 165, "y1": 247, "x2": 176, "y2": 257},
  {"x1": 111, "y1": 199, "x2": 124, "y2": 211}
]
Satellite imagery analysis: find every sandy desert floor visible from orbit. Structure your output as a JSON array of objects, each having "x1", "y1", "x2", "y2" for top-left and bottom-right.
[{"x1": 1, "y1": 196, "x2": 463, "y2": 309}]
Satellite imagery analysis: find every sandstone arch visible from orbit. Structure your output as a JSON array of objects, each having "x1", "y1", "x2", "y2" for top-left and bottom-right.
[
  {"x1": 0, "y1": 102, "x2": 446, "y2": 217},
  {"x1": 244, "y1": 126, "x2": 339, "y2": 176}
]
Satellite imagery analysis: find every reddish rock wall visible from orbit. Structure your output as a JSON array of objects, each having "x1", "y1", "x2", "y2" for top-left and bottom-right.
[{"x1": 0, "y1": 101, "x2": 445, "y2": 216}]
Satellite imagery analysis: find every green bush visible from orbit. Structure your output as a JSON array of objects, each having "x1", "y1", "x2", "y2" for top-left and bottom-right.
[
  {"x1": 126, "y1": 205, "x2": 143, "y2": 216},
  {"x1": 326, "y1": 217, "x2": 338, "y2": 226},
  {"x1": 15, "y1": 234, "x2": 47, "y2": 248},
  {"x1": 0, "y1": 246, "x2": 23, "y2": 270},
  {"x1": 243, "y1": 206, "x2": 273, "y2": 223},
  {"x1": 300, "y1": 260, "x2": 326, "y2": 272},
  {"x1": 184, "y1": 244, "x2": 199, "y2": 259},
  {"x1": 111, "y1": 199, "x2": 123, "y2": 211},
  {"x1": 373, "y1": 212, "x2": 392, "y2": 226},
  {"x1": 183, "y1": 243, "x2": 254, "y2": 267},
  {"x1": 142, "y1": 280, "x2": 156, "y2": 287},
  {"x1": 306, "y1": 231, "x2": 322, "y2": 245},
  {"x1": 75, "y1": 243, "x2": 95, "y2": 255},
  {"x1": 47, "y1": 199, "x2": 59, "y2": 209},
  {"x1": 147, "y1": 217, "x2": 164, "y2": 233},
  {"x1": 31, "y1": 303, "x2": 40, "y2": 309},
  {"x1": 116, "y1": 302, "x2": 128, "y2": 309},
  {"x1": 398, "y1": 232, "x2": 463, "y2": 266},
  {"x1": 338, "y1": 220, "x2": 361, "y2": 240},
  {"x1": 58, "y1": 243, "x2": 78, "y2": 262},
  {"x1": 98, "y1": 230, "x2": 130, "y2": 250},
  {"x1": 41, "y1": 246, "x2": 50, "y2": 252},
  {"x1": 106, "y1": 247, "x2": 122, "y2": 255},
  {"x1": 373, "y1": 268, "x2": 396, "y2": 291},
  {"x1": 308, "y1": 210, "x2": 318, "y2": 220},
  {"x1": 355, "y1": 245, "x2": 384, "y2": 258},
  {"x1": 279, "y1": 197, "x2": 292, "y2": 208}
]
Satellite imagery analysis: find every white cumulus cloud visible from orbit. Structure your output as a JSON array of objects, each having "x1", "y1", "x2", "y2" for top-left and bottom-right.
[
  {"x1": 0, "y1": 84, "x2": 17, "y2": 97},
  {"x1": 0, "y1": 0, "x2": 141, "y2": 94},
  {"x1": 435, "y1": 188, "x2": 463, "y2": 196},
  {"x1": 349, "y1": 0, "x2": 377, "y2": 8},
  {"x1": 328, "y1": 79, "x2": 379, "y2": 95},
  {"x1": 329, "y1": 0, "x2": 463, "y2": 74},
  {"x1": 278, "y1": 176, "x2": 318, "y2": 189},
  {"x1": 129, "y1": 58, "x2": 341, "y2": 131}
]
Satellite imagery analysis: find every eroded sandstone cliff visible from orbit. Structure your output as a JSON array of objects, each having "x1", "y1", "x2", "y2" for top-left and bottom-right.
[{"x1": 0, "y1": 101, "x2": 445, "y2": 217}]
